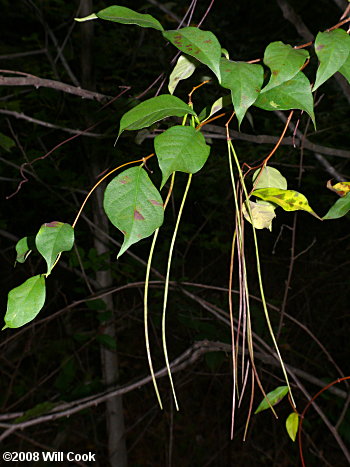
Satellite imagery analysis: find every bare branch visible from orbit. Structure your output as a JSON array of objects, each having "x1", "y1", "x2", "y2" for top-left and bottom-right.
[
  {"x1": 0, "y1": 49, "x2": 47, "y2": 60},
  {"x1": 0, "y1": 340, "x2": 230, "y2": 441},
  {"x1": 202, "y1": 124, "x2": 350, "y2": 159},
  {"x1": 0, "y1": 74, "x2": 110, "y2": 102},
  {"x1": 0, "y1": 109, "x2": 102, "y2": 137}
]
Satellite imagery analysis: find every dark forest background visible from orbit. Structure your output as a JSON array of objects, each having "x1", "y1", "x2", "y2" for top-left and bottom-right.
[{"x1": 0, "y1": 0, "x2": 350, "y2": 466}]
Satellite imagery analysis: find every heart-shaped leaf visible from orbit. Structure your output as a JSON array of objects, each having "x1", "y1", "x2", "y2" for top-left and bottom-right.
[
  {"x1": 253, "y1": 188, "x2": 320, "y2": 218},
  {"x1": 255, "y1": 385, "x2": 289, "y2": 414},
  {"x1": 252, "y1": 166, "x2": 287, "y2": 190},
  {"x1": 254, "y1": 72, "x2": 315, "y2": 126},
  {"x1": 323, "y1": 191, "x2": 350, "y2": 219},
  {"x1": 94, "y1": 6, "x2": 164, "y2": 31},
  {"x1": 103, "y1": 166, "x2": 164, "y2": 257},
  {"x1": 163, "y1": 27, "x2": 222, "y2": 82},
  {"x1": 286, "y1": 412, "x2": 299, "y2": 442},
  {"x1": 220, "y1": 58, "x2": 264, "y2": 127},
  {"x1": 154, "y1": 125, "x2": 210, "y2": 187},
  {"x1": 313, "y1": 29, "x2": 350, "y2": 91},
  {"x1": 35, "y1": 222, "x2": 74, "y2": 275},
  {"x1": 168, "y1": 55, "x2": 198, "y2": 94},
  {"x1": 4, "y1": 275, "x2": 46, "y2": 329},
  {"x1": 118, "y1": 95, "x2": 196, "y2": 136},
  {"x1": 262, "y1": 41, "x2": 309, "y2": 92}
]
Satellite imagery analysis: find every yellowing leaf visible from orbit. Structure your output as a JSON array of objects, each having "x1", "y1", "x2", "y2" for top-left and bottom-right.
[
  {"x1": 286, "y1": 412, "x2": 299, "y2": 442},
  {"x1": 327, "y1": 180, "x2": 350, "y2": 197},
  {"x1": 253, "y1": 188, "x2": 320, "y2": 219},
  {"x1": 243, "y1": 200, "x2": 276, "y2": 231}
]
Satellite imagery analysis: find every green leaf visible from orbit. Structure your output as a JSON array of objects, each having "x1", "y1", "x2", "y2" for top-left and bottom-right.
[
  {"x1": 96, "y1": 334, "x2": 117, "y2": 350},
  {"x1": 0, "y1": 132, "x2": 15, "y2": 152},
  {"x1": 15, "y1": 236, "x2": 32, "y2": 264},
  {"x1": 35, "y1": 222, "x2": 75, "y2": 275},
  {"x1": 255, "y1": 385, "x2": 289, "y2": 414},
  {"x1": 313, "y1": 29, "x2": 350, "y2": 91},
  {"x1": 286, "y1": 412, "x2": 299, "y2": 442},
  {"x1": 253, "y1": 188, "x2": 320, "y2": 218},
  {"x1": 220, "y1": 59, "x2": 264, "y2": 127},
  {"x1": 15, "y1": 401, "x2": 57, "y2": 423},
  {"x1": 252, "y1": 166, "x2": 287, "y2": 190},
  {"x1": 243, "y1": 200, "x2": 276, "y2": 231},
  {"x1": 95, "y1": 6, "x2": 164, "y2": 31},
  {"x1": 168, "y1": 55, "x2": 198, "y2": 94},
  {"x1": 163, "y1": 27, "x2": 222, "y2": 82},
  {"x1": 103, "y1": 166, "x2": 164, "y2": 257},
  {"x1": 198, "y1": 94, "x2": 232, "y2": 121},
  {"x1": 323, "y1": 191, "x2": 350, "y2": 219},
  {"x1": 254, "y1": 72, "x2": 315, "y2": 126},
  {"x1": 154, "y1": 125, "x2": 210, "y2": 187},
  {"x1": 262, "y1": 41, "x2": 309, "y2": 92},
  {"x1": 4, "y1": 275, "x2": 46, "y2": 329},
  {"x1": 339, "y1": 52, "x2": 350, "y2": 84},
  {"x1": 118, "y1": 95, "x2": 196, "y2": 136}
]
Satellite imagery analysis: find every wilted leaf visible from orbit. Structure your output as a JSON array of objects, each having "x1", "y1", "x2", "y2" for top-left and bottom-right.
[
  {"x1": 255, "y1": 386, "x2": 289, "y2": 414},
  {"x1": 313, "y1": 29, "x2": 350, "y2": 91},
  {"x1": 103, "y1": 166, "x2": 164, "y2": 257},
  {"x1": 323, "y1": 191, "x2": 350, "y2": 220},
  {"x1": 220, "y1": 58, "x2": 264, "y2": 126},
  {"x1": 163, "y1": 27, "x2": 222, "y2": 82},
  {"x1": 262, "y1": 41, "x2": 309, "y2": 92},
  {"x1": 243, "y1": 200, "x2": 276, "y2": 230},
  {"x1": 4, "y1": 275, "x2": 46, "y2": 329},
  {"x1": 35, "y1": 222, "x2": 74, "y2": 275},
  {"x1": 326, "y1": 180, "x2": 350, "y2": 197},
  {"x1": 286, "y1": 412, "x2": 299, "y2": 442},
  {"x1": 253, "y1": 188, "x2": 320, "y2": 218},
  {"x1": 154, "y1": 125, "x2": 210, "y2": 187},
  {"x1": 168, "y1": 55, "x2": 197, "y2": 94},
  {"x1": 118, "y1": 95, "x2": 196, "y2": 136}
]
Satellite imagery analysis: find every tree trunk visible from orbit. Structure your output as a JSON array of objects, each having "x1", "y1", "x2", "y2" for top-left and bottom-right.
[{"x1": 80, "y1": 1, "x2": 128, "y2": 466}]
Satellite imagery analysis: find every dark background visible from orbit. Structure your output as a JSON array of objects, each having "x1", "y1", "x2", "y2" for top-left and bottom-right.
[{"x1": 0, "y1": 0, "x2": 350, "y2": 465}]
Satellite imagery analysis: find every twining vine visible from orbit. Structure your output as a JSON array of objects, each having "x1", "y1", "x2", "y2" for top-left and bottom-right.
[{"x1": 2, "y1": 3, "x2": 350, "y2": 461}]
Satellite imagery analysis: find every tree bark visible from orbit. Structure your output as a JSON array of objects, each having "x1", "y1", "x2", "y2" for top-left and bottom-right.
[{"x1": 80, "y1": 1, "x2": 127, "y2": 466}]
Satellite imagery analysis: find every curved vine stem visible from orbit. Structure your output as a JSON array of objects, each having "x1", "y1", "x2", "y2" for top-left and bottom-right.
[
  {"x1": 299, "y1": 376, "x2": 350, "y2": 467},
  {"x1": 162, "y1": 173, "x2": 193, "y2": 410},
  {"x1": 144, "y1": 173, "x2": 176, "y2": 410},
  {"x1": 72, "y1": 153, "x2": 154, "y2": 229}
]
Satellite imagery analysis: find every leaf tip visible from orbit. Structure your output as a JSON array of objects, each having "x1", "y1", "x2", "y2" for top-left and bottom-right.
[{"x1": 74, "y1": 13, "x2": 98, "y2": 22}]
